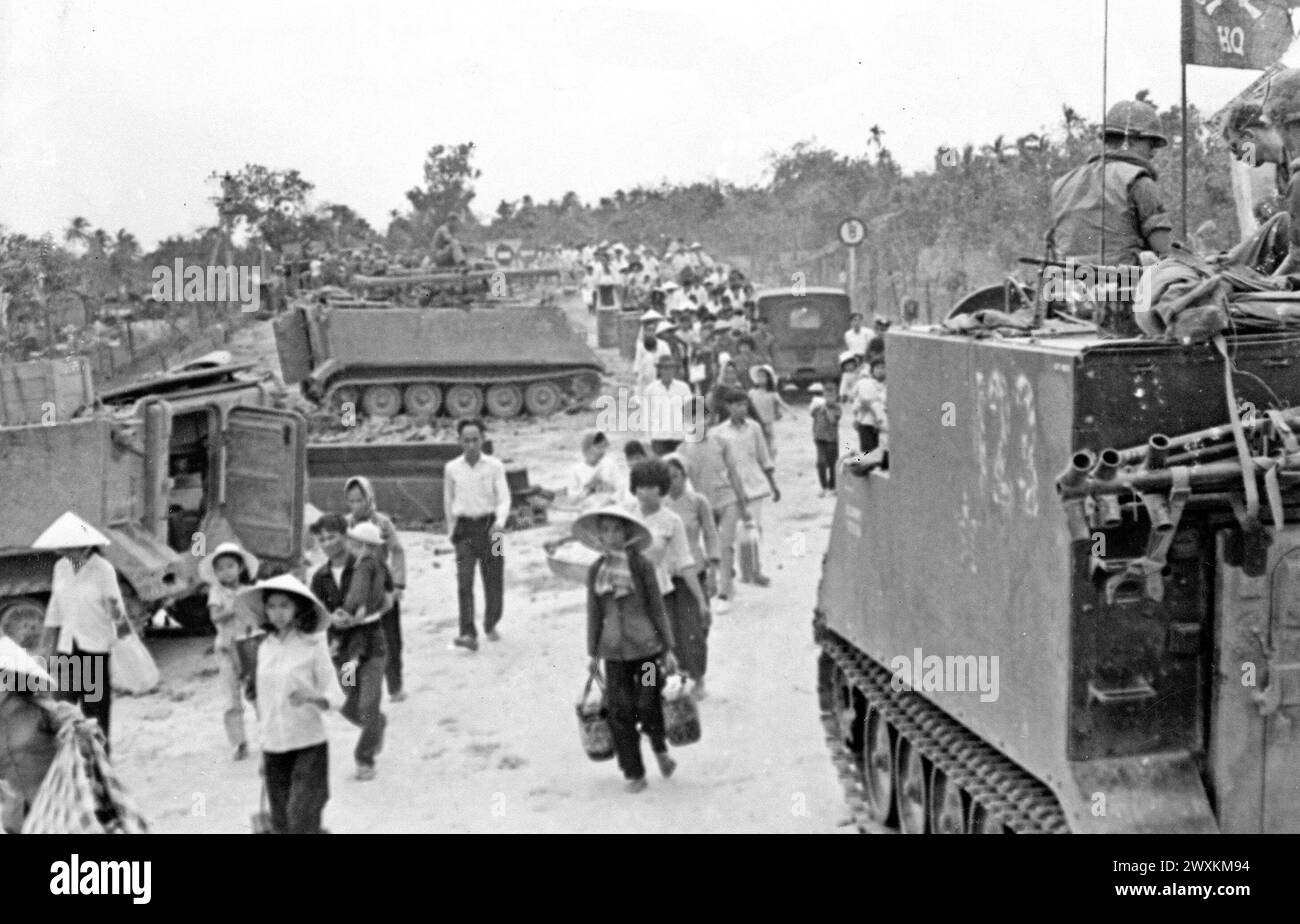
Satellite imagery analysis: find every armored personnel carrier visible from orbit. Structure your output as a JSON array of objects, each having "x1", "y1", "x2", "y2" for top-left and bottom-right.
[
  {"x1": 273, "y1": 269, "x2": 604, "y2": 420},
  {"x1": 0, "y1": 359, "x2": 306, "y2": 646},
  {"x1": 815, "y1": 304, "x2": 1300, "y2": 833}
]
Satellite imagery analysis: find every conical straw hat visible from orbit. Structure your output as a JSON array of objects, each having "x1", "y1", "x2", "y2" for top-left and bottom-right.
[{"x1": 31, "y1": 511, "x2": 110, "y2": 550}]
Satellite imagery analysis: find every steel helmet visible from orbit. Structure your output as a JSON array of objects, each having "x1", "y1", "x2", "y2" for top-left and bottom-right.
[{"x1": 1102, "y1": 99, "x2": 1167, "y2": 148}]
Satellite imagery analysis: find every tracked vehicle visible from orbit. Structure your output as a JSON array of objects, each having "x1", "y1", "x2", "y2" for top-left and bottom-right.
[
  {"x1": 274, "y1": 269, "x2": 604, "y2": 420},
  {"x1": 815, "y1": 312, "x2": 1300, "y2": 833}
]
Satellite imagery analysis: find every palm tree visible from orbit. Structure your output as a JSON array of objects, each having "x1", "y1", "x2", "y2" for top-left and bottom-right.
[
  {"x1": 63, "y1": 216, "x2": 91, "y2": 250},
  {"x1": 88, "y1": 229, "x2": 111, "y2": 259},
  {"x1": 108, "y1": 229, "x2": 141, "y2": 290}
]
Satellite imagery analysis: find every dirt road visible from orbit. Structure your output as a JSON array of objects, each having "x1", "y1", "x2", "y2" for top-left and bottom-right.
[{"x1": 113, "y1": 310, "x2": 852, "y2": 833}]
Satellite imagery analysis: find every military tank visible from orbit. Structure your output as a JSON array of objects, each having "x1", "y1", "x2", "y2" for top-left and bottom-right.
[
  {"x1": 814, "y1": 290, "x2": 1300, "y2": 833},
  {"x1": 273, "y1": 269, "x2": 604, "y2": 420}
]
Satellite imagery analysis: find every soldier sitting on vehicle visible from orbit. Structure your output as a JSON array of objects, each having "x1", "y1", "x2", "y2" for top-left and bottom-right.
[
  {"x1": 1047, "y1": 98, "x2": 1173, "y2": 270},
  {"x1": 432, "y1": 213, "x2": 466, "y2": 268}
]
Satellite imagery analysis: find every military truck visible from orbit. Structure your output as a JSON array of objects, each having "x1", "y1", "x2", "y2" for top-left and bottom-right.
[
  {"x1": 753, "y1": 286, "x2": 852, "y2": 391},
  {"x1": 0, "y1": 361, "x2": 306, "y2": 647},
  {"x1": 814, "y1": 316, "x2": 1300, "y2": 833},
  {"x1": 274, "y1": 272, "x2": 604, "y2": 420}
]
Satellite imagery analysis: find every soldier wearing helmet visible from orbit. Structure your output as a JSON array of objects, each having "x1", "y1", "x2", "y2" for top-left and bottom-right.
[
  {"x1": 1261, "y1": 68, "x2": 1300, "y2": 277},
  {"x1": 1047, "y1": 98, "x2": 1173, "y2": 268}
]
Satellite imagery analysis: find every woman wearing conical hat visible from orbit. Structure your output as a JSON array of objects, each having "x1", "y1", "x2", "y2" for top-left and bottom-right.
[{"x1": 34, "y1": 511, "x2": 127, "y2": 755}]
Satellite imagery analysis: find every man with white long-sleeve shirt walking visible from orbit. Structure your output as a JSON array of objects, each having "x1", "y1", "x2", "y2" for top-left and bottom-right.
[{"x1": 444, "y1": 418, "x2": 512, "y2": 652}]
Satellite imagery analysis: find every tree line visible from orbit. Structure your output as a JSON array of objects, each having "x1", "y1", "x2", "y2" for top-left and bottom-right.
[{"x1": 1, "y1": 97, "x2": 1242, "y2": 338}]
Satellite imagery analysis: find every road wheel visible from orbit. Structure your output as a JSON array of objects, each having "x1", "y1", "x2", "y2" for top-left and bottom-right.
[
  {"x1": 403, "y1": 383, "x2": 442, "y2": 417},
  {"x1": 485, "y1": 383, "x2": 524, "y2": 418},
  {"x1": 362, "y1": 385, "x2": 402, "y2": 418},
  {"x1": 930, "y1": 767, "x2": 967, "y2": 833},
  {"x1": 331, "y1": 385, "x2": 361, "y2": 416},
  {"x1": 0, "y1": 597, "x2": 45, "y2": 650},
  {"x1": 895, "y1": 738, "x2": 928, "y2": 833},
  {"x1": 444, "y1": 384, "x2": 484, "y2": 418},
  {"x1": 863, "y1": 707, "x2": 897, "y2": 826},
  {"x1": 524, "y1": 380, "x2": 564, "y2": 417}
]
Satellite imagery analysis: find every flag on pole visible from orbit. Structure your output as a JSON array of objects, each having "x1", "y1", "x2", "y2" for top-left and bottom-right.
[{"x1": 1182, "y1": 0, "x2": 1295, "y2": 69}]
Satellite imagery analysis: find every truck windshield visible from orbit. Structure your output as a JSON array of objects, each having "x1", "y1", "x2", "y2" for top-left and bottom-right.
[{"x1": 788, "y1": 306, "x2": 822, "y2": 329}]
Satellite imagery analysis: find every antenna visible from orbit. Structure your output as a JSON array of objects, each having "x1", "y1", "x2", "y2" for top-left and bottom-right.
[{"x1": 1100, "y1": 0, "x2": 1110, "y2": 267}]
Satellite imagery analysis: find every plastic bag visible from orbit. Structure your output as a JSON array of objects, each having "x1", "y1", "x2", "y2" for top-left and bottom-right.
[
  {"x1": 576, "y1": 672, "x2": 615, "y2": 762},
  {"x1": 110, "y1": 628, "x2": 159, "y2": 695}
]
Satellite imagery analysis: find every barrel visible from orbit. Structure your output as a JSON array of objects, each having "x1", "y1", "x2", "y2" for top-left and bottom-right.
[
  {"x1": 596, "y1": 307, "x2": 620, "y2": 348},
  {"x1": 618, "y1": 312, "x2": 642, "y2": 360}
]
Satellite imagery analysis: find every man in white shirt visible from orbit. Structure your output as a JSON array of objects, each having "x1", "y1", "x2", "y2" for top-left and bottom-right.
[
  {"x1": 633, "y1": 310, "x2": 672, "y2": 400},
  {"x1": 643, "y1": 355, "x2": 694, "y2": 455},
  {"x1": 844, "y1": 313, "x2": 871, "y2": 360},
  {"x1": 443, "y1": 418, "x2": 512, "y2": 651}
]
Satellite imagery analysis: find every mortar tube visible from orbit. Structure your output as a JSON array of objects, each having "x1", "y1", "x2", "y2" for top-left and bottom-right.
[
  {"x1": 1091, "y1": 448, "x2": 1122, "y2": 482},
  {"x1": 1139, "y1": 493, "x2": 1173, "y2": 533},
  {"x1": 1115, "y1": 407, "x2": 1300, "y2": 464},
  {"x1": 1165, "y1": 441, "x2": 1238, "y2": 467},
  {"x1": 1143, "y1": 434, "x2": 1170, "y2": 471},
  {"x1": 1095, "y1": 494, "x2": 1123, "y2": 528},
  {"x1": 1060, "y1": 457, "x2": 1289, "y2": 498},
  {"x1": 1056, "y1": 449, "x2": 1097, "y2": 493},
  {"x1": 1063, "y1": 498, "x2": 1091, "y2": 541}
]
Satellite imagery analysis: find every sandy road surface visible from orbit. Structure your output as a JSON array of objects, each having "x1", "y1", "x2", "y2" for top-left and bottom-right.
[{"x1": 113, "y1": 303, "x2": 854, "y2": 833}]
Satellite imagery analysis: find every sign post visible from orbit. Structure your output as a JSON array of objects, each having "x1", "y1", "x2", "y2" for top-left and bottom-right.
[{"x1": 838, "y1": 217, "x2": 867, "y2": 306}]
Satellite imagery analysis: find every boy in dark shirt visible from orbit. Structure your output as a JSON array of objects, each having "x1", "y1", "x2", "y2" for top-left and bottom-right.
[{"x1": 309, "y1": 514, "x2": 388, "y2": 781}]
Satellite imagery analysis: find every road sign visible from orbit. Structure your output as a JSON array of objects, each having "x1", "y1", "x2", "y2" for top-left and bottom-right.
[
  {"x1": 494, "y1": 243, "x2": 515, "y2": 265},
  {"x1": 838, "y1": 217, "x2": 867, "y2": 247}
]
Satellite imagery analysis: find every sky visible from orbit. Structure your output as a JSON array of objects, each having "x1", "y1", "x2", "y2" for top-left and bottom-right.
[{"x1": 0, "y1": 0, "x2": 1292, "y2": 248}]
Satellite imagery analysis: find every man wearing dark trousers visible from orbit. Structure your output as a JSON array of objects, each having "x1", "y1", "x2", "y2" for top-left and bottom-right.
[{"x1": 444, "y1": 418, "x2": 511, "y2": 652}]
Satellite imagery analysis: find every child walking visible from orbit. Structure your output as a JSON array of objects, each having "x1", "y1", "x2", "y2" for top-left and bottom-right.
[
  {"x1": 200, "y1": 541, "x2": 260, "y2": 760},
  {"x1": 239, "y1": 574, "x2": 344, "y2": 835},
  {"x1": 746, "y1": 364, "x2": 789, "y2": 459},
  {"x1": 808, "y1": 382, "x2": 842, "y2": 496}
]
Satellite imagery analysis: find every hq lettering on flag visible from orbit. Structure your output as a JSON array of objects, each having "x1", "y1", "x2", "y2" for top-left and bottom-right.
[{"x1": 1182, "y1": 0, "x2": 1296, "y2": 69}]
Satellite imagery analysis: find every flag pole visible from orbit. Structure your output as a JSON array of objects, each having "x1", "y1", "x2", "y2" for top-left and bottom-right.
[
  {"x1": 1179, "y1": 0, "x2": 1191, "y2": 242},
  {"x1": 1181, "y1": 61, "x2": 1189, "y2": 241}
]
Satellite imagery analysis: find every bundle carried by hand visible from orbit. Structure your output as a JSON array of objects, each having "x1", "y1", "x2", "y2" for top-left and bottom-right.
[{"x1": 21, "y1": 703, "x2": 148, "y2": 834}]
